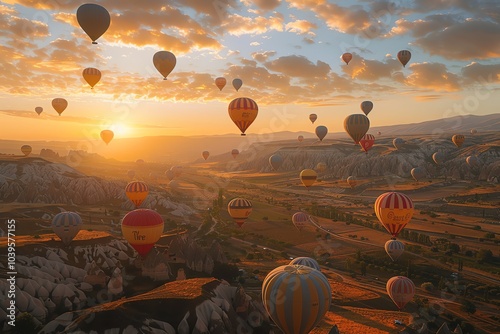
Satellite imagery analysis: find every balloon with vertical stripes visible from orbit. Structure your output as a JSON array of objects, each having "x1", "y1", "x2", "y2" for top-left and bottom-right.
[
  {"x1": 83, "y1": 67, "x2": 102, "y2": 89},
  {"x1": 292, "y1": 212, "x2": 309, "y2": 231},
  {"x1": 262, "y1": 265, "x2": 331, "y2": 334},
  {"x1": 228, "y1": 97, "x2": 258, "y2": 136},
  {"x1": 227, "y1": 198, "x2": 252, "y2": 227},
  {"x1": 384, "y1": 239, "x2": 405, "y2": 261},
  {"x1": 344, "y1": 114, "x2": 370, "y2": 144},
  {"x1": 374, "y1": 192, "x2": 414, "y2": 238},
  {"x1": 289, "y1": 257, "x2": 321, "y2": 271},
  {"x1": 51, "y1": 212, "x2": 83, "y2": 245},
  {"x1": 125, "y1": 181, "x2": 149, "y2": 208},
  {"x1": 386, "y1": 276, "x2": 415, "y2": 310}
]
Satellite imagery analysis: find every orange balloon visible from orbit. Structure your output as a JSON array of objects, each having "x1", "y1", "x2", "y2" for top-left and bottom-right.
[
  {"x1": 374, "y1": 192, "x2": 414, "y2": 238},
  {"x1": 121, "y1": 209, "x2": 164, "y2": 257},
  {"x1": 100, "y1": 130, "x2": 114, "y2": 145},
  {"x1": 125, "y1": 181, "x2": 149, "y2": 208},
  {"x1": 215, "y1": 77, "x2": 226, "y2": 91},
  {"x1": 83, "y1": 67, "x2": 101, "y2": 89},
  {"x1": 228, "y1": 97, "x2": 258, "y2": 136},
  {"x1": 52, "y1": 98, "x2": 68, "y2": 116},
  {"x1": 202, "y1": 151, "x2": 210, "y2": 160},
  {"x1": 342, "y1": 52, "x2": 353, "y2": 65},
  {"x1": 21, "y1": 145, "x2": 32, "y2": 156},
  {"x1": 452, "y1": 134, "x2": 465, "y2": 148}
]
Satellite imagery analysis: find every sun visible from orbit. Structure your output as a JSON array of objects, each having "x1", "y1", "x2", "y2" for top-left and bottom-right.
[{"x1": 109, "y1": 123, "x2": 131, "y2": 137}]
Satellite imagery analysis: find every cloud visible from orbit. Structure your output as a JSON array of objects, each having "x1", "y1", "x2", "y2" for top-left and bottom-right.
[
  {"x1": 413, "y1": 94, "x2": 444, "y2": 101},
  {"x1": 462, "y1": 62, "x2": 500, "y2": 83},
  {"x1": 222, "y1": 13, "x2": 284, "y2": 35},
  {"x1": 252, "y1": 51, "x2": 277, "y2": 62},
  {"x1": 405, "y1": 62, "x2": 461, "y2": 91},
  {"x1": 341, "y1": 55, "x2": 401, "y2": 81},
  {"x1": 414, "y1": 20, "x2": 500, "y2": 60},
  {"x1": 285, "y1": 19, "x2": 317, "y2": 34},
  {"x1": 387, "y1": 15, "x2": 457, "y2": 38},
  {"x1": 264, "y1": 55, "x2": 331, "y2": 78},
  {"x1": 241, "y1": 0, "x2": 281, "y2": 12}
]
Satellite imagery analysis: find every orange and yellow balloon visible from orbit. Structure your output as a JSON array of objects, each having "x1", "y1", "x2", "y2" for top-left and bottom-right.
[
  {"x1": 452, "y1": 134, "x2": 465, "y2": 148},
  {"x1": 83, "y1": 67, "x2": 101, "y2": 89},
  {"x1": 228, "y1": 97, "x2": 258, "y2": 136},
  {"x1": 374, "y1": 192, "x2": 414, "y2": 238},
  {"x1": 125, "y1": 181, "x2": 149, "y2": 208},
  {"x1": 300, "y1": 169, "x2": 317, "y2": 188},
  {"x1": 228, "y1": 198, "x2": 252, "y2": 227},
  {"x1": 21, "y1": 145, "x2": 32, "y2": 156},
  {"x1": 121, "y1": 209, "x2": 164, "y2": 257}
]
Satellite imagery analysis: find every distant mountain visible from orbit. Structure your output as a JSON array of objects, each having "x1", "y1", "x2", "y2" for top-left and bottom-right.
[{"x1": 0, "y1": 113, "x2": 498, "y2": 163}]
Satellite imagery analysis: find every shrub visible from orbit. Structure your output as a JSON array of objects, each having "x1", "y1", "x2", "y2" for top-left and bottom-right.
[{"x1": 421, "y1": 282, "x2": 435, "y2": 291}]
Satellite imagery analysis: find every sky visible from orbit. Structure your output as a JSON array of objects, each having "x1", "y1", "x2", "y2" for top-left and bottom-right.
[{"x1": 1, "y1": 0, "x2": 499, "y2": 141}]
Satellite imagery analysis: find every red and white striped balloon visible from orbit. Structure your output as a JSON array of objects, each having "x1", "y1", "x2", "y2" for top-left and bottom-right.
[
  {"x1": 386, "y1": 276, "x2": 415, "y2": 310},
  {"x1": 374, "y1": 192, "x2": 414, "y2": 238}
]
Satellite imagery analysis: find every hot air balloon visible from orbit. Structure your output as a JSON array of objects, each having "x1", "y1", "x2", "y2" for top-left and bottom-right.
[
  {"x1": 269, "y1": 154, "x2": 284, "y2": 171},
  {"x1": 377, "y1": 131, "x2": 382, "y2": 136},
  {"x1": 289, "y1": 257, "x2": 321, "y2": 271},
  {"x1": 300, "y1": 169, "x2": 317, "y2": 188},
  {"x1": 386, "y1": 276, "x2": 415, "y2": 310},
  {"x1": 227, "y1": 198, "x2": 252, "y2": 227},
  {"x1": 344, "y1": 114, "x2": 370, "y2": 144},
  {"x1": 215, "y1": 77, "x2": 226, "y2": 91},
  {"x1": 452, "y1": 134, "x2": 465, "y2": 148},
  {"x1": 315, "y1": 125, "x2": 328, "y2": 141},
  {"x1": 393, "y1": 138, "x2": 405, "y2": 150},
  {"x1": 168, "y1": 180, "x2": 180, "y2": 190},
  {"x1": 432, "y1": 152, "x2": 445, "y2": 165},
  {"x1": 82, "y1": 67, "x2": 101, "y2": 89},
  {"x1": 466, "y1": 155, "x2": 480, "y2": 169},
  {"x1": 121, "y1": 209, "x2": 164, "y2": 257},
  {"x1": 360, "y1": 101, "x2": 373, "y2": 116},
  {"x1": 100, "y1": 130, "x2": 114, "y2": 145},
  {"x1": 52, "y1": 98, "x2": 68, "y2": 116},
  {"x1": 153, "y1": 51, "x2": 176, "y2": 80},
  {"x1": 51, "y1": 212, "x2": 82, "y2": 245},
  {"x1": 341, "y1": 52, "x2": 353, "y2": 65},
  {"x1": 35, "y1": 107, "x2": 43, "y2": 115},
  {"x1": 262, "y1": 265, "x2": 331, "y2": 334},
  {"x1": 292, "y1": 212, "x2": 309, "y2": 231},
  {"x1": 228, "y1": 97, "x2": 258, "y2": 136},
  {"x1": 309, "y1": 113, "x2": 317, "y2": 124},
  {"x1": 347, "y1": 176, "x2": 357, "y2": 188},
  {"x1": 470, "y1": 128, "x2": 477, "y2": 135},
  {"x1": 298, "y1": 135, "x2": 304, "y2": 142},
  {"x1": 21, "y1": 145, "x2": 32, "y2": 156},
  {"x1": 385, "y1": 239, "x2": 405, "y2": 262},
  {"x1": 397, "y1": 50, "x2": 411, "y2": 67},
  {"x1": 202, "y1": 151, "x2": 210, "y2": 160},
  {"x1": 125, "y1": 181, "x2": 149, "y2": 208},
  {"x1": 359, "y1": 133, "x2": 375, "y2": 153},
  {"x1": 136, "y1": 159, "x2": 145, "y2": 164},
  {"x1": 76, "y1": 3, "x2": 110, "y2": 44},
  {"x1": 127, "y1": 170, "x2": 135, "y2": 179},
  {"x1": 165, "y1": 170, "x2": 175, "y2": 181},
  {"x1": 316, "y1": 162, "x2": 327, "y2": 173},
  {"x1": 232, "y1": 78, "x2": 243, "y2": 91},
  {"x1": 231, "y1": 149, "x2": 239, "y2": 159},
  {"x1": 411, "y1": 167, "x2": 426, "y2": 182},
  {"x1": 374, "y1": 192, "x2": 414, "y2": 238}
]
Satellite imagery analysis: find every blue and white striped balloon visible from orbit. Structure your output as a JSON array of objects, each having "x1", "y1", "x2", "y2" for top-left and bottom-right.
[
  {"x1": 262, "y1": 265, "x2": 331, "y2": 334},
  {"x1": 289, "y1": 257, "x2": 321, "y2": 271},
  {"x1": 51, "y1": 212, "x2": 82, "y2": 245}
]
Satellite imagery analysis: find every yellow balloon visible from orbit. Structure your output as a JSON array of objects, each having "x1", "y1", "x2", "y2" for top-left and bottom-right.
[
  {"x1": 300, "y1": 169, "x2": 317, "y2": 188},
  {"x1": 83, "y1": 67, "x2": 101, "y2": 89},
  {"x1": 153, "y1": 51, "x2": 176, "y2": 80}
]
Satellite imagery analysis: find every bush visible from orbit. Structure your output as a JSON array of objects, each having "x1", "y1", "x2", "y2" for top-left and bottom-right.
[
  {"x1": 246, "y1": 253, "x2": 254, "y2": 260},
  {"x1": 33, "y1": 235, "x2": 41, "y2": 239},
  {"x1": 421, "y1": 282, "x2": 435, "y2": 291}
]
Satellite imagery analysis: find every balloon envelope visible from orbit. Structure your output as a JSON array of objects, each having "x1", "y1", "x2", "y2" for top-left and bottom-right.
[
  {"x1": 121, "y1": 209, "x2": 164, "y2": 257},
  {"x1": 100, "y1": 130, "x2": 114, "y2": 145},
  {"x1": 21, "y1": 145, "x2": 32, "y2": 156},
  {"x1": 393, "y1": 138, "x2": 405, "y2": 150},
  {"x1": 309, "y1": 113, "x2": 317, "y2": 124},
  {"x1": 452, "y1": 134, "x2": 465, "y2": 148},
  {"x1": 470, "y1": 128, "x2": 477, "y2": 135},
  {"x1": 374, "y1": 192, "x2": 414, "y2": 238},
  {"x1": 76, "y1": 3, "x2": 110, "y2": 44},
  {"x1": 232, "y1": 78, "x2": 243, "y2": 91},
  {"x1": 262, "y1": 265, "x2": 331, "y2": 334},
  {"x1": 342, "y1": 52, "x2": 353, "y2": 65},
  {"x1": 292, "y1": 212, "x2": 309, "y2": 231},
  {"x1": 125, "y1": 181, "x2": 149, "y2": 207},
  {"x1": 386, "y1": 276, "x2": 415, "y2": 310},
  {"x1": 432, "y1": 152, "x2": 445, "y2": 165},
  {"x1": 231, "y1": 149, "x2": 239, "y2": 158},
  {"x1": 466, "y1": 155, "x2": 480, "y2": 169},
  {"x1": 165, "y1": 170, "x2": 175, "y2": 181},
  {"x1": 202, "y1": 151, "x2": 210, "y2": 160},
  {"x1": 360, "y1": 101, "x2": 373, "y2": 116},
  {"x1": 347, "y1": 176, "x2": 356, "y2": 188},
  {"x1": 227, "y1": 198, "x2": 252, "y2": 227},
  {"x1": 359, "y1": 133, "x2": 375, "y2": 153},
  {"x1": 344, "y1": 114, "x2": 370, "y2": 144},
  {"x1": 51, "y1": 212, "x2": 83, "y2": 245},
  {"x1": 215, "y1": 77, "x2": 226, "y2": 91},
  {"x1": 153, "y1": 51, "x2": 176, "y2": 80},
  {"x1": 385, "y1": 239, "x2": 405, "y2": 261},
  {"x1": 316, "y1": 162, "x2": 327, "y2": 173},
  {"x1": 35, "y1": 107, "x2": 43, "y2": 115},
  {"x1": 170, "y1": 165, "x2": 183, "y2": 178},
  {"x1": 410, "y1": 167, "x2": 426, "y2": 182},
  {"x1": 83, "y1": 67, "x2": 101, "y2": 88},
  {"x1": 300, "y1": 169, "x2": 317, "y2": 188},
  {"x1": 315, "y1": 125, "x2": 328, "y2": 141},
  {"x1": 269, "y1": 154, "x2": 284, "y2": 171},
  {"x1": 228, "y1": 97, "x2": 258, "y2": 136},
  {"x1": 289, "y1": 257, "x2": 321, "y2": 271},
  {"x1": 298, "y1": 135, "x2": 304, "y2": 142},
  {"x1": 52, "y1": 98, "x2": 68, "y2": 116},
  {"x1": 397, "y1": 50, "x2": 411, "y2": 67}
]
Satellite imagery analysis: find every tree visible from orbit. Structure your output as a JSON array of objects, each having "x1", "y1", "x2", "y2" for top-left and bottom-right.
[
  {"x1": 14, "y1": 313, "x2": 41, "y2": 334},
  {"x1": 476, "y1": 249, "x2": 493, "y2": 262},
  {"x1": 212, "y1": 263, "x2": 240, "y2": 283},
  {"x1": 360, "y1": 261, "x2": 367, "y2": 276},
  {"x1": 461, "y1": 300, "x2": 476, "y2": 314},
  {"x1": 449, "y1": 243, "x2": 460, "y2": 253}
]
